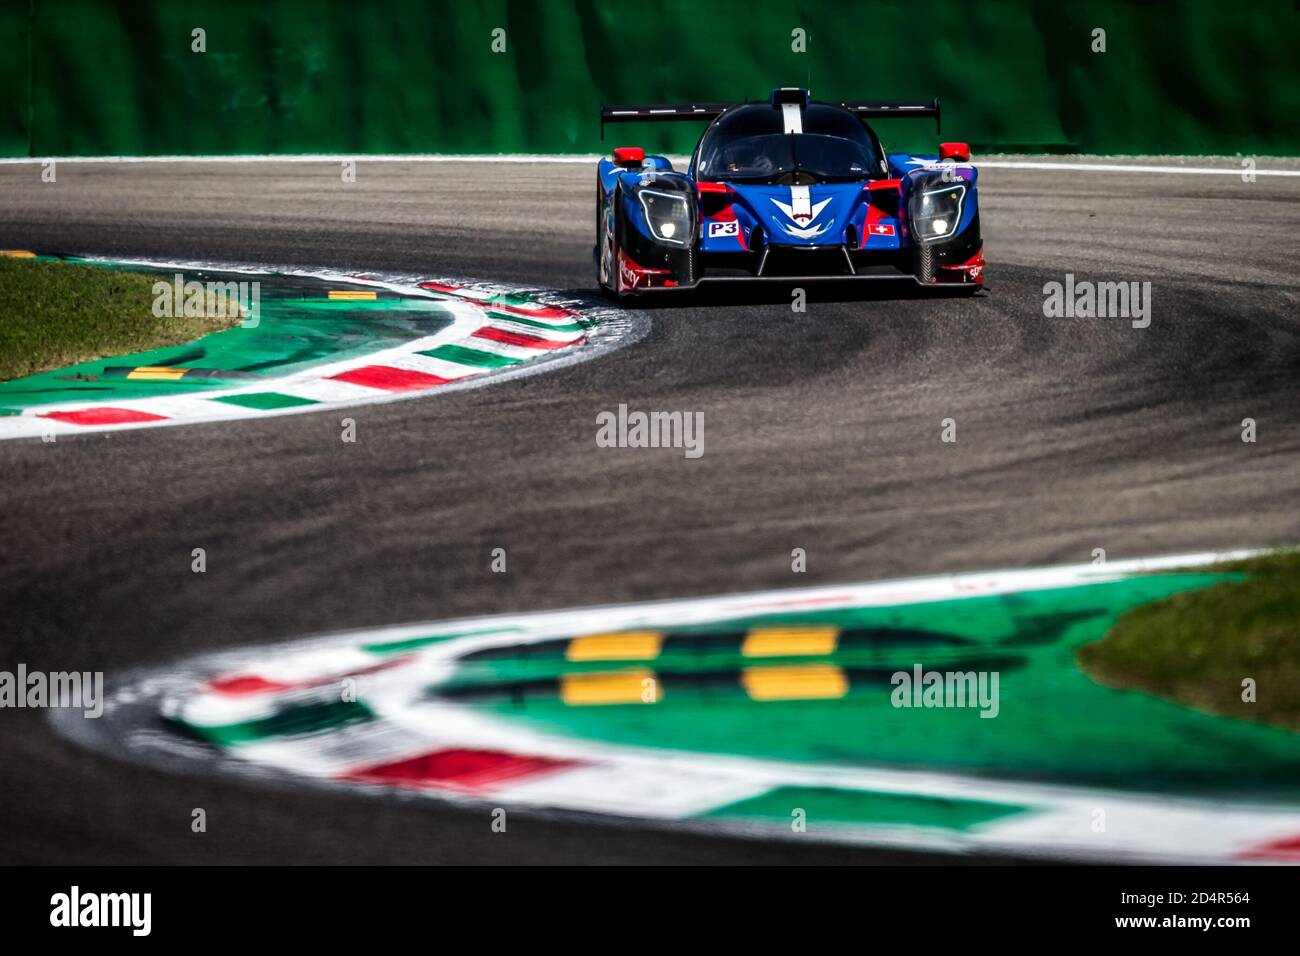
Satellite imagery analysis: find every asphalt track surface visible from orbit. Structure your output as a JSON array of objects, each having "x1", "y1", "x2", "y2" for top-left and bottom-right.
[{"x1": 1, "y1": 159, "x2": 1298, "y2": 864}]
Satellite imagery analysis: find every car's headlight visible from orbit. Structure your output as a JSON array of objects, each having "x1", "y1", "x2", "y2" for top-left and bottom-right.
[
  {"x1": 911, "y1": 183, "x2": 966, "y2": 242},
  {"x1": 637, "y1": 189, "x2": 692, "y2": 245}
]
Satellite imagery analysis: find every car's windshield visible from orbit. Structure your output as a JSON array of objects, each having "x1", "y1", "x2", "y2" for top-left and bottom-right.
[
  {"x1": 694, "y1": 103, "x2": 884, "y2": 184},
  {"x1": 699, "y1": 132, "x2": 875, "y2": 183}
]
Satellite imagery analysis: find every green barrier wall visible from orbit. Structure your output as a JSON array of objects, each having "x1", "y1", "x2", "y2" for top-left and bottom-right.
[{"x1": 1, "y1": 0, "x2": 1296, "y2": 158}]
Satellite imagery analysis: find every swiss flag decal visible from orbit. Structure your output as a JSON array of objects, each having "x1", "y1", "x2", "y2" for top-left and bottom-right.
[{"x1": 869, "y1": 223, "x2": 895, "y2": 236}]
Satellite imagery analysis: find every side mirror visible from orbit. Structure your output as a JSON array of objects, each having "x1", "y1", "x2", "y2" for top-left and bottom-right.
[
  {"x1": 939, "y1": 142, "x2": 970, "y2": 162},
  {"x1": 612, "y1": 146, "x2": 645, "y2": 169}
]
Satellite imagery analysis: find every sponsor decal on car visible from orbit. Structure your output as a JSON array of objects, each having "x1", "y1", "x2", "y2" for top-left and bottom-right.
[{"x1": 771, "y1": 186, "x2": 834, "y2": 240}]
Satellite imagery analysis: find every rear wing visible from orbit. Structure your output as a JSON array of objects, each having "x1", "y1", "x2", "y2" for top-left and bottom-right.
[
  {"x1": 601, "y1": 96, "x2": 941, "y2": 138},
  {"x1": 835, "y1": 99, "x2": 942, "y2": 134},
  {"x1": 600, "y1": 103, "x2": 731, "y2": 139}
]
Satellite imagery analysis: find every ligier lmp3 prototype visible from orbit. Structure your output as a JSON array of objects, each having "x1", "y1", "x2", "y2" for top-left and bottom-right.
[{"x1": 595, "y1": 88, "x2": 983, "y2": 297}]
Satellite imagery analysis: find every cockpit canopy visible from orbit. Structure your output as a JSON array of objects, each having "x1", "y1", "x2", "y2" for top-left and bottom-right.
[{"x1": 694, "y1": 103, "x2": 887, "y2": 185}]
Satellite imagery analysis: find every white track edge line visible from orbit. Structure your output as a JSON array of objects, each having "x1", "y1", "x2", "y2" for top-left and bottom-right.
[{"x1": 1, "y1": 154, "x2": 1298, "y2": 176}]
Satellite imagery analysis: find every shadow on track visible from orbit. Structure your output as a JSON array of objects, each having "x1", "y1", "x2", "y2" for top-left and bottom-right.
[{"x1": 593, "y1": 278, "x2": 986, "y2": 310}]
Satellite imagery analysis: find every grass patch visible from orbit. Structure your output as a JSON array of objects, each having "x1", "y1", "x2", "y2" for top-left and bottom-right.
[
  {"x1": 0, "y1": 256, "x2": 244, "y2": 381},
  {"x1": 1077, "y1": 552, "x2": 1300, "y2": 731}
]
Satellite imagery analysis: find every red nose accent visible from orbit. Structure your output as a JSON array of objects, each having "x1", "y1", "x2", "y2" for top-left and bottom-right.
[
  {"x1": 868, "y1": 178, "x2": 902, "y2": 192},
  {"x1": 612, "y1": 146, "x2": 645, "y2": 168},
  {"x1": 939, "y1": 142, "x2": 970, "y2": 162},
  {"x1": 697, "y1": 181, "x2": 730, "y2": 194}
]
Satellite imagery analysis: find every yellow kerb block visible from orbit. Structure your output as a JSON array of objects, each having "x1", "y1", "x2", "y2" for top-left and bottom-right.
[
  {"x1": 566, "y1": 631, "x2": 664, "y2": 661},
  {"x1": 560, "y1": 669, "x2": 660, "y2": 706},
  {"x1": 741, "y1": 626, "x2": 839, "y2": 658},
  {"x1": 741, "y1": 665, "x2": 848, "y2": 701},
  {"x1": 126, "y1": 366, "x2": 187, "y2": 380}
]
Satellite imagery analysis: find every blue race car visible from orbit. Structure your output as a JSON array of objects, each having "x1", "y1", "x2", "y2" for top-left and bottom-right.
[{"x1": 595, "y1": 88, "x2": 983, "y2": 298}]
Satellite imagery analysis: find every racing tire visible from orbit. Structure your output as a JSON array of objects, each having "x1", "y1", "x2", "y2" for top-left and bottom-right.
[
  {"x1": 596, "y1": 188, "x2": 628, "y2": 301},
  {"x1": 913, "y1": 241, "x2": 936, "y2": 286},
  {"x1": 598, "y1": 184, "x2": 613, "y2": 295}
]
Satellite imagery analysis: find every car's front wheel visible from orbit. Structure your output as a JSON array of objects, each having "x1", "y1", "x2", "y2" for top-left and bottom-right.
[
  {"x1": 912, "y1": 240, "x2": 936, "y2": 285},
  {"x1": 596, "y1": 187, "x2": 624, "y2": 299}
]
